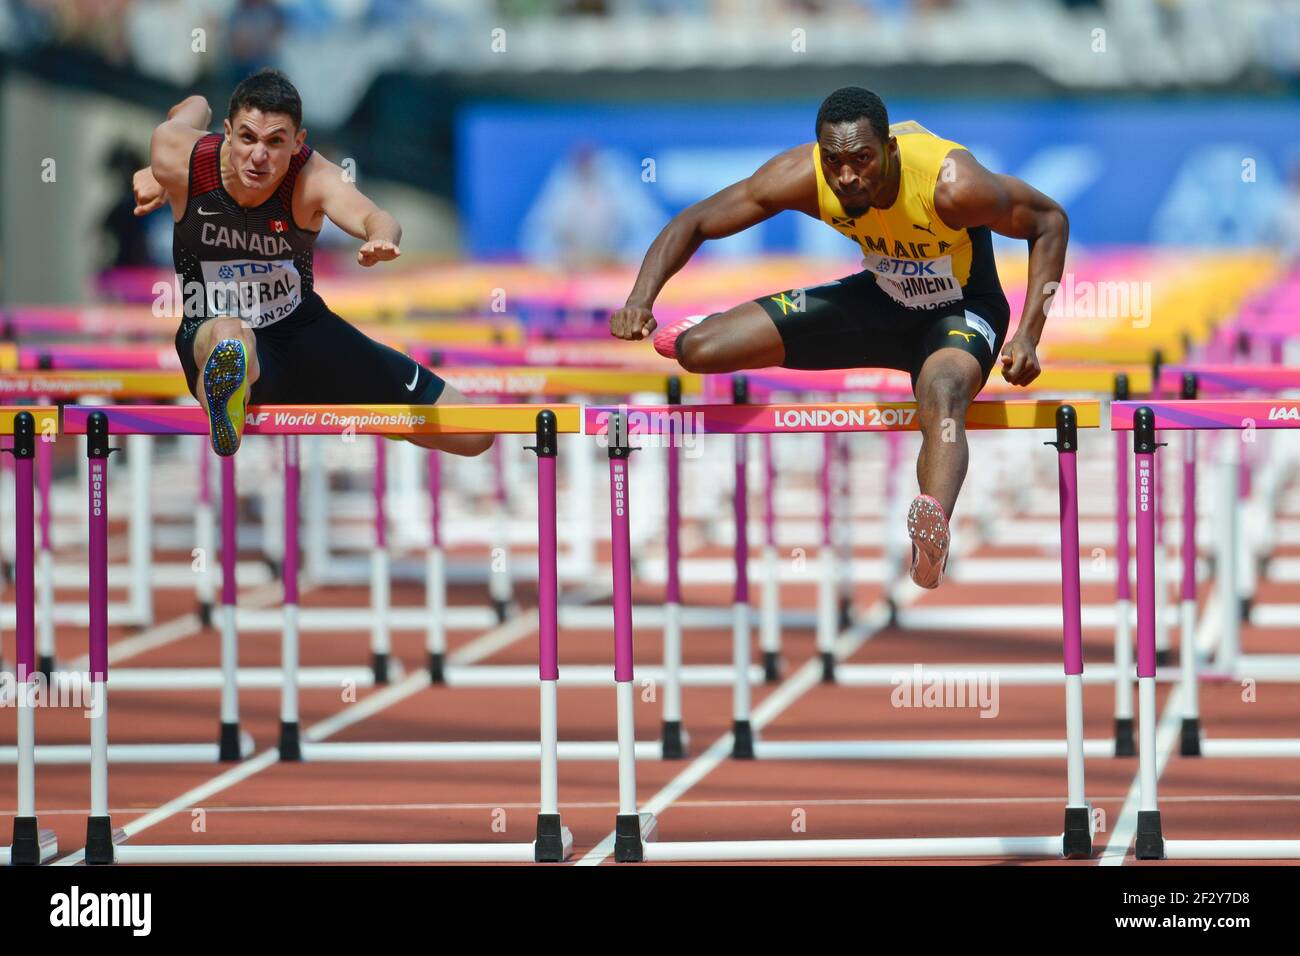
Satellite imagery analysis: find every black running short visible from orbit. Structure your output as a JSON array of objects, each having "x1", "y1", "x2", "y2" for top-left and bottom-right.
[
  {"x1": 755, "y1": 270, "x2": 1011, "y2": 391},
  {"x1": 175, "y1": 292, "x2": 446, "y2": 405}
]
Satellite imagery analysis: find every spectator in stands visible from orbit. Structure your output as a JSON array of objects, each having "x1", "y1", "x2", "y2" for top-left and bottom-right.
[{"x1": 226, "y1": 0, "x2": 285, "y2": 85}]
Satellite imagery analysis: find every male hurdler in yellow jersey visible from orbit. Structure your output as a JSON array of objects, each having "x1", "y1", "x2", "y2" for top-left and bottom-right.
[{"x1": 611, "y1": 87, "x2": 1070, "y2": 589}]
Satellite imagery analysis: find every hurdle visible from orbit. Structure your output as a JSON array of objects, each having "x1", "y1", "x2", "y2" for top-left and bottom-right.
[
  {"x1": 0, "y1": 408, "x2": 60, "y2": 864},
  {"x1": 74, "y1": 403, "x2": 576, "y2": 864},
  {"x1": 1158, "y1": 362, "x2": 1300, "y2": 672},
  {"x1": 592, "y1": 399, "x2": 1096, "y2": 861},
  {"x1": 0, "y1": 371, "x2": 374, "y2": 712},
  {"x1": 1115, "y1": 398, "x2": 1300, "y2": 859}
]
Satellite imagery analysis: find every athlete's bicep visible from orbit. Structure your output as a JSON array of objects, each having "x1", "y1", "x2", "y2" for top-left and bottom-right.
[
  {"x1": 689, "y1": 145, "x2": 818, "y2": 240},
  {"x1": 935, "y1": 152, "x2": 1060, "y2": 239},
  {"x1": 302, "y1": 156, "x2": 378, "y2": 239}
]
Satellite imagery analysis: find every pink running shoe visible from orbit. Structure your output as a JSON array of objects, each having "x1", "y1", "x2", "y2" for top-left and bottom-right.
[
  {"x1": 907, "y1": 493, "x2": 950, "y2": 589},
  {"x1": 652, "y1": 315, "x2": 704, "y2": 360}
]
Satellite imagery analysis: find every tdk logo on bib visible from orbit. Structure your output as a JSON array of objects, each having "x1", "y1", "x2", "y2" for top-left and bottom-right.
[
  {"x1": 860, "y1": 252, "x2": 960, "y2": 310},
  {"x1": 872, "y1": 258, "x2": 938, "y2": 277}
]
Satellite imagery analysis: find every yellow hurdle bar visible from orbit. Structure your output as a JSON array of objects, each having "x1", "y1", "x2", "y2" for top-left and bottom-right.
[
  {"x1": 439, "y1": 367, "x2": 701, "y2": 397},
  {"x1": 62, "y1": 403, "x2": 582, "y2": 436},
  {"x1": 983, "y1": 366, "x2": 1152, "y2": 395},
  {"x1": 0, "y1": 406, "x2": 59, "y2": 436},
  {"x1": 0, "y1": 371, "x2": 191, "y2": 400}
]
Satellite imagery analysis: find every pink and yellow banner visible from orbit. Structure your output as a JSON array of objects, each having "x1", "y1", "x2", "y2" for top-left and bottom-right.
[
  {"x1": 1157, "y1": 364, "x2": 1300, "y2": 395},
  {"x1": 0, "y1": 371, "x2": 189, "y2": 399},
  {"x1": 585, "y1": 400, "x2": 1099, "y2": 436},
  {"x1": 0, "y1": 406, "x2": 59, "y2": 436},
  {"x1": 62, "y1": 404, "x2": 582, "y2": 436},
  {"x1": 1111, "y1": 399, "x2": 1300, "y2": 431}
]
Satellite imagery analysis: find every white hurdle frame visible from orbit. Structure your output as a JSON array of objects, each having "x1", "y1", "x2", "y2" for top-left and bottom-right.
[
  {"x1": 599, "y1": 398, "x2": 1096, "y2": 862},
  {"x1": 77, "y1": 404, "x2": 574, "y2": 864}
]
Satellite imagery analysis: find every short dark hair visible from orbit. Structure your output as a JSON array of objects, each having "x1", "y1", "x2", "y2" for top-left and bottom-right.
[
  {"x1": 815, "y1": 87, "x2": 889, "y2": 144},
  {"x1": 228, "y1": 68, "x2": 302, "y2": 130}
]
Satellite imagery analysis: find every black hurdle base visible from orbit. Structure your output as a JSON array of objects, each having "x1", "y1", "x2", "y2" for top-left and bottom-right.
[
  {"x1": 1062, "y1": 806, "x2": 1093, "y2": 859},
  {"x1": 9, "y1": 816, "x2": 39, "y2": 866},
  {"x1": 1155, "y1": 649, "x2": 1175, "y2": 667},
  {"x1": 1240, "y1": 596, "x2": 1253, "y2": 623},
  {"x1": 762, "y1": 651, "x2": 781, "y2": 683},
  {"x1": 85, "y1": 815, "x2": 115, "y2": 865},
  {"x1": 37, "y1": 655, "x2": 55, "y2": 682},
  {"x1": 1113, "y1": 718, "x2": 1136, "y2": 757},
  {"x1": 614, "y1": 813, "x2": 644, "y2": 863},
  {"x1": 493, "y1": 599, "x2": 512, "y2": 624},
  {"x1": 534, "y1": 813, "x2": 566, "y2": 863},
  {"x1": 197, "y1": 601, "x2": 213, "y2": 628},
  {"x1": 371, "y1": 651, "x2": 390, "y2": 685},
  {"x1": 820, "y1": 652, "x2": 836, "y2": 683},
  {"x1": 1135, "y1": 810, "x2": 1165, "y2": 860},
  {"x1": 837, "y1": 597, "x2": 853, "y2": 631},
  {"x1": 278, "y1": 720, "x2": 302, "y2": 761},
  {"x1": 1180, "y1": 717, "x2": 1202, "y2": 756},
  {"x1": 731, "y1": 719, "x2": 754, "y2": 759},
  {"x1": 218, "y1": 721, "x2": 242, "y2": 762},
  {"x1": 660, "y1": 720, "x2": 687, "y2": 760},
  {"x1": 427, "y1": 651, "x2": 445, "y2": 684}
]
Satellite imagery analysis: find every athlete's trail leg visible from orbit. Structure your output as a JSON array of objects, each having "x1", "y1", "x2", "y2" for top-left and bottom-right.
[
  {"x1": 914, "y1": 348, "x2": 982, "y2": 518},
  {"x1": 405, "y1": 383, "x2": 495, "y2": 457},
  {"x1": 675, "y1": 303, "x2": 785, "y2": 373}
]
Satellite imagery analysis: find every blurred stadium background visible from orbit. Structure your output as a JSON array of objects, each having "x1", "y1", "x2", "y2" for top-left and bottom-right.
[{"x1": 1, "y1": 0, "x2": 1299, "y2": 310}]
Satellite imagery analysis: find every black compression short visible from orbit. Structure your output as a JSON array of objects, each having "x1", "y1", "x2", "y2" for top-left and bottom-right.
[
  {"x1": 755, "y1": 271, "x2": 1011, "y2": 391},
  {"x1": 175, "y1": 292, "x2": 446, "y2": 405}
]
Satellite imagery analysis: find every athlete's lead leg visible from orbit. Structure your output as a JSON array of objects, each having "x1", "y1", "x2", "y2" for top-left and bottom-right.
[
  {"x1": 670, "y1": 303, "x2": 785, "y2": 373},
  {"x1": 908, "y1": 348, "x2": 982, "y2": 588}
]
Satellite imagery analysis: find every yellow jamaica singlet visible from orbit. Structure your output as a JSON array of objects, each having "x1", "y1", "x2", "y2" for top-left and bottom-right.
[{"x1": 813, "y1": 120, "x2": 1000, "y2": 311}]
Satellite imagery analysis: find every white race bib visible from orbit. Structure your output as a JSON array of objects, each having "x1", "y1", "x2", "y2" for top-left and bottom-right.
[
  {"x1": 860, "y1": 253, "x2": 961, "y2": 310},
  {"x1": 200, "y1": 259, "x2": 301, "y2": 328}
]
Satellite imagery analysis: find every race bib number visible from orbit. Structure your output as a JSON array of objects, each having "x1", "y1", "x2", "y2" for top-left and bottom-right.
[
  {"x1": 860, "y1": 253, "x2": 961, "y2": 310},
  {"x1": 200, "y1": 259, "x2": 301, "y2": 328}
]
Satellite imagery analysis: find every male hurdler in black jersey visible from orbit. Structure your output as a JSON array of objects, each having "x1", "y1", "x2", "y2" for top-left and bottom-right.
[{"x1": 132, "y1": 69, "x2": 489, "y2": 457}]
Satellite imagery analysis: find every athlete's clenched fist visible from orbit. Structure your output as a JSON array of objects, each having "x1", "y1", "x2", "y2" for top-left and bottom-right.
[{"x1": 609, "y1": 305, "x2": 657, "y2": 341}]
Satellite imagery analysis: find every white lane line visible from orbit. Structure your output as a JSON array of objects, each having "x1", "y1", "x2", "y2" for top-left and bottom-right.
[
  {"x1": 51, "y1": 608, "x2": 542, "y2": 865},
  {"x1": 22, "y1": 791, "x2": 1300, "y2": 819},
  {"x1": 575, "y1": 603, "x2": 897, "y2": 866}
]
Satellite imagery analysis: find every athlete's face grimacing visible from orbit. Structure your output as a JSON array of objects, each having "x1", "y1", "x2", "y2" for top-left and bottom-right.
[
  {"x1": 222, "y1": 109, "x2": 305, "y2": 193},
  {"x1": 818, "y1": 120, "x2": 897, "y2": 216}
]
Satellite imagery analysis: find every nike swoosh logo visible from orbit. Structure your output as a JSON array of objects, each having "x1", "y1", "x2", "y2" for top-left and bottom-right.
[
  {"x1": 197, "y1": 207, "x2": 220, "y2": 216},
  {"x1": 405, "y1": 365, "x2": 421, "y2": 391}
]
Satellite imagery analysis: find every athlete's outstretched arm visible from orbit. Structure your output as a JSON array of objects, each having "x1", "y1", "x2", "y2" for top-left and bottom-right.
[
  {"x1": 934, "y1": 151, "x2": 1069, "y2": 387},
  {"x1": 298, "y1": 154, "x2": 403, "y2": 267},
  {"x1": 137, "y1": 96, "x2": 212, "y2": 217},
  {"x1": 610, "y1": 145, "x2": 819, "y2": 341}
]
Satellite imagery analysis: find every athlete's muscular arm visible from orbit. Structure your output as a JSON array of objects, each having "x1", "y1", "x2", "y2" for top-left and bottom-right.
[
  {"x1": 934, "y1": 150, "x2": 1069, "y2": 387},
  {"x1": 297, "y1": 154, "x2": 402, "y2": 267},
  {"x1": 141, "y1": 96, "x2": 213, "y2": 218},
  {"x1": 610, "y1": 145, "x2": 820, "y2": 341}
]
